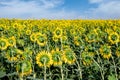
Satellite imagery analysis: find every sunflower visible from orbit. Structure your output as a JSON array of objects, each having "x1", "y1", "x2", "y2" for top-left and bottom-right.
[
  {"x1": 30, "y1": 33, "x2": 36, "y2": 42},
  {"x1": 63, "y1": 48, "x2": 76, "y2": 65},
  {"x1": 70, "y1": 28, "x2": 76, "y2": 36},
  {"x1": 108, "y1": 32, "x2": 119, "y2": 44},
  {"x1": 53, "y1": 27, "x2": 62, "y2": 39},
  {"x1": 24, "y1": 47, "x2": 33, "y2": 55},
  {"x1": 52, "y1": 36, "x2": 59, "y2": 42},
  {"x1": 26, "y1": 29, "x2": 32, "y2": 35},
  {"x1": 0, "y1": 38, "x2": 9, "y2": 50},
  {"x1": 5, "y1": 48, "x2": 17, "y2": 62},
  {"x1": 16, "y1": 49, "x2": 28, "y2": 61},
  {"x1": 5, "y1": 48, "x2": 23, "y2": 62},
  {"x1": 61, "y1": 35, "x2": 68, "y2": 43},
  {"x1": 35, "y1": 32, "x2": 47, "y2": 46},
  {"x1": 99, "y1": 44, "x2": 111, "y2": 59},
  {"x1": 13, "y1": 23, "x2": 19, "y2": 28},
  {"x1": 36, "y1": 51, "x2": 52, "y2": 67},
  {"x1": 16, "y1": 60, "x2": 32, "y2": 77},
  {"x1": 6, "y1": 55, "x2": 17, "y2": 62},
  {"x1": 74, "y1": 36, "x2": 83, "y2": 46},
  {"x1": 116, "y1": 46, "x2": 120, "y2": 57},
  {"x1": 8, "y1": 36, "x2": 16, "y2": 47},
  {"x1": 51, "y1": 48, "x2": 63, "y2": 66},
  {"x1": 85, "y1": 31, "x2": 99, "y2": 43},
  {"x1": 81, "y1": 51, "x2": 94, "y2": 66}
]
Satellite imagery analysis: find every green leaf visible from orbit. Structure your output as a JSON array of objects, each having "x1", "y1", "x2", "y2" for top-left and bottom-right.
[
  {"x1": 108, "y1": 74, "x2": 116, "y2": 80},
  {"x1": 0, "y1": 71, "x2": 6, "y2": 78}
]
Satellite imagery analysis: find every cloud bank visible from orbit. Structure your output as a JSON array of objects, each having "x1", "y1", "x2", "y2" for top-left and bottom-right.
[
  {"x1": 0, "y1": 0, "x2": 120, "y2": 19},
  {"x1": 0, "y1": 0, "x2": 79, "y2": 19},
  {"x1": 87, "y1": 0, "x2": 120, "y2": 19}
]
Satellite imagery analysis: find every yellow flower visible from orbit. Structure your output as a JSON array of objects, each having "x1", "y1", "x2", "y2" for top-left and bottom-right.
[
  {"x1": 24, "y1": 47, "x2": 33, "y2": 55},
  {"x1": 8, "y1": 36, "x2": 16, "y2": 47},
  {"x1": 16, "y1": 49, "x2": 28, "y2": 60},
  {"x1": 7, "y1": 57, "x2": 17, "y2": 62},
  {"x1": 51, "y1": 48, "x2": 63, "y2": 66},
  {"x1": 63, "y1": 48, "x2": 76, "y2": 65},
  {"x1": 30, "y1": 33, "x2": 36, "y2": 42},
  {"x1": 13, "y1": 23, "x2": 19, "y2": 28},
  {"x1": 81, "y1": 51, "x2": 94, "y2": 66},
  {"x1": 99, "y1": 44, "x2": 111, "y2": 59},
  {"x1": 0, "y1": 38, "x2": 9, "y2": 50},
  {"x1": 36, "y1": 51, "x2": 52, "y2": 67},
  {"x1": 16, "y1": 60, "x2": 32, "y2": 77},
  {"x1": 53, "y1": 27, "x2": 62, "y2": 39},
  {"x1": 108, "y1": 32, "x2": 119, "y2": 44},
  {"x1": 52, "y1": 36, "x2": 59, "y2": 42},
  {"x1": 62, "y1": 35, "x2": 67, "y2": 42},
  {"x1": 85, "y1": 31, "x2": 99, "y2": 43},
  {"x1": 5, "y1": 48, "x2": 23, "y2": 62},
  {"x1": 70, "y1": 28, "x2": 76, "y2": 36},
  {"x1": 35, "y1": 32, "x2": 47, "y2": 46},
  {"x1": 74, "y1": 36, "x2": 83, "y2": 46},
  {"x1": 106, "y1": 28, "x2": 113, "y2": 33},
  {"x1": 26, "y1": 29, "x2": 32, "y2": 35}
]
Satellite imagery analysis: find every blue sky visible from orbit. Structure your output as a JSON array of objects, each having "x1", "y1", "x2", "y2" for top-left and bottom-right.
[{"x1": 0, "y1": 0, "x2": 120, "y2": 19}]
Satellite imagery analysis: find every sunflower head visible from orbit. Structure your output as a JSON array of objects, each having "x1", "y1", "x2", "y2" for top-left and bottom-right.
[
  {"x1": 81, "y1": 51, "x2": 94, "y2": 66},
  {"x1": 35, "y1": 33, "x2": 47, "y2": 46},
  {"x1": 53, "y1": 27, "x2": 62, "y2": 38},
  {"x1": 70, "y1": 28, "x2": 76, "y2": 36},
  {"x1": 61, "y1": 35, "x2": 68, "y2": 44},
  {"x1": 5, "y1": 48, "x2": 17, "y2": 62},
  {"x1": 16, "y1": 49, "x2": 29, "y2": 61},
  {"x1": 8, "y1": 36, "x2": 16, "y2": 47},
  {"x1": 36, "y1": 51, "x2": 52, "y2": 67},
  {"x1": 24, "y1": 47, "x2": 33, "y2": 55},
  {"x1": 108, "y1": 32, "x2": 119, "y2": 44},
  {"x1": 5, "y1": 48, "x2": 23, "y2": 62},
  {"x1": 30, "y1": 33, "x2": 36, "y2": 42},
  {"x1": 13, "y1": 23, "x2": 19, "y2": 28},
  {"x1": 99, "y1": 44, "x2": 111, "y2": 59},
  {"x1": 52, "y1": 36, "x2": 59, "y2": 42},
  {"x1": 0, "y1": 38, "x2": 9, "y2": 50},
  {"x1": 85, "y1": 32, "x2": 98, "y2": 43},
  {"x1": 63, "y1": 48, "x2": 76, "y2": 65},
  {"x1": 51, "y1": 48, "x2": 63, "y2": 66},
  {"x1": 74, "y1": 36, "x2": 83, "y2": 46},
  {"x1": 16, "y1": 60, "x2": 32, "y2": 77},
  {"x1": 26, "y1": 29, "x2": 32, "y2": 35}
]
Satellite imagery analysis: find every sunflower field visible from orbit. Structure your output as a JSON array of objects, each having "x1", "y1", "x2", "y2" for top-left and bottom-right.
[{"x1": 0, "y1": 19, "x2": 120, "y2": 80}]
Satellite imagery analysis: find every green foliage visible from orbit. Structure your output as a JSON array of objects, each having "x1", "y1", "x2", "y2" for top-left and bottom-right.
[{"x1": 0, "y1": 19, "x2": 120, "y2": 80}]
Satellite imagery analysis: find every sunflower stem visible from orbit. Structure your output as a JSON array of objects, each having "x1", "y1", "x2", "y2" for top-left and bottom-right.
[
  {"x1": 60, "y1": 37, "x2": 64, "y2": 80},
  {"x1": 19, "y1": 77, "x2": 23, "y2": 80},
  {"x1": 93, "y1": 59, "x2": 104, "y2": 80},
  {"x1": 76, "y1": 60, "x2": 82, "y2": 80},
  {"x1": 44, "y1": 60, "x2": 47, "y2": 80},
  {"x1": 60, "y1": 37, "x2": 63, "y2": 51},
  {"x1": 111, "y1": 54, "x2": 118, "y2": 80},
  {"x1": 95, "y1": 51, "x2": 105, "y2": 80},
  {"x1": 44, "y1": 66, "x2": 47, "y2": 80},
  {"x1": 60, "y1": 65, "x2": 64, "y2": 80}
]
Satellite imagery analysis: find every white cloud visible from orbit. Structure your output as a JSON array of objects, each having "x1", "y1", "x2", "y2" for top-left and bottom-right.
[
  {"x1": 86, "y1": 0, "x2": 120, "y2": 19},
  {"x1": 0, "y1": 0, "x2": 80, "y2": 19},
  {"x1": 0, "y1": 0, "x2": 119, "y2": 19}
]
